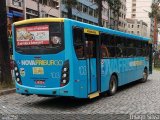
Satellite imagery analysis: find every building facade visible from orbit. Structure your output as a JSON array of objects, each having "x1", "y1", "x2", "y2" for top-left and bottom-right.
[
  {"x1": 126, "y1": 0, "x2": 156, "y2": 38},
  {"x1": 118, "y1": 0, "x2": 127, "y2": 32},
  {"x1": 25, "y1": 0, "x2": 60, "y2": 19},
  {"x1": 6, "y1": 0, "x2": 25, "y2": 38},
  {"x1": 61, "y1": 0, "x2": 98, "y2": 25},
  {"x1": 126, "y1": 18, "x2": 148, "y2": 37},
  {"x1": 102, "y1": 1, "x2": 109, "y2": 28},
  {"x1": 6, "y1": 0, "x2": 60, "y2": 37},
  {"x1": 107, "y1": 0, "x2": 127, "y2": 32}
]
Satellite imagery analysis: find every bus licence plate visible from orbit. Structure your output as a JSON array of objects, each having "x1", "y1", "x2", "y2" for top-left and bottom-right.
[{"x1": 33, "y1": 67, "x2": 44, "y2": 74}]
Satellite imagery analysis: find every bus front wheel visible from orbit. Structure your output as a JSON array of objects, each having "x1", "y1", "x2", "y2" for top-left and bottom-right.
[
  {"x1": 140, "y1": 69, "x2": 148, "y2": 83},
  {"x1": 107, "y1": 75, "x2": 118, "y2": 96}
]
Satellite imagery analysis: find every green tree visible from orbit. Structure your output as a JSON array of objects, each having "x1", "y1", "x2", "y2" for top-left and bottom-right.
[
  {"x1": 107, "y1": 0, "x2": 121, "y2": 29},
  {"x1": 0, "y1": 0, "x2": 12, "y2": 84},
  {"x1": 112, "y1": 0, "x2": 121, "y2": 30},
  {"x1": 150, "y1": 1, "x2": 160, "y2": 51},
  {"x1": 62, "y1": 0, "x2": 77, "y2": 19},
  {"x1": 149, "y1": 2, "x2": 160, "y2": 21}
]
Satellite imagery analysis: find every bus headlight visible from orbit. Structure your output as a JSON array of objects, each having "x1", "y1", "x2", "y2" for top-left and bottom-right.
[
  {"x1": 16, "y1": 78, "x2": 20, "y2": 82},
  {"x1": 62, "y1": 73, "x2": 67, "y2": 78},
  {"x1": 62, "y1": 79, "x2": 67, "y2": 84},
  {"x1": 63, "y1": 67, "x2": 68, "y2": 72},
  {"x1": 15, "y1": 67, "x2": 18, "y2": 71},
  {"x1": 14, "y1": 62, "x2": 22, "y2": 85},
  {"x1": 16, "y1": 72, "x2": 19, "y2": 76}
]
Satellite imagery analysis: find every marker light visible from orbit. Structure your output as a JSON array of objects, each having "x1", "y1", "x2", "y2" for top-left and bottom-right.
[
  {"x1": 63, "y1": 79, "x2": 67, "y2": 84},
  {"x1": 63, "y1": 74, "x2": 67, "y2": 78},
  {"x1": 15, "y1": 67, "x2": 18, "y2": 71},
  {"x1": 16, "y1": 72, "x2": 19, "y2": 76},
  {"x1": 16, "y1": 78, "x2": 20, "y2": 82},
  {"x1": 63, "y1": 67, "x2": 68, "y2": 72}
]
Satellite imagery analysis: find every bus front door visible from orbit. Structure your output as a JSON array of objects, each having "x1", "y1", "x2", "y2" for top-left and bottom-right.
[{"x1": 85, "y1": 34, "x2": 100, "y2": 94}]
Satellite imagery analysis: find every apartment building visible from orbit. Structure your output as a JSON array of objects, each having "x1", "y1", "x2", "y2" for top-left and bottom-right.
[
  {"x1": 126, "y1": 0, "x2": 155, "y2": 38},
  {"x1": 25, "y1": 0, "x2": 60, "y2": 18},
  {"x1": 108, "y1": 0, "x2": 127, "y2": 32},
  {"x1": 118, "y1": 0, "x2": 127, "y2": 32},
  {"x1": 6, "y1": 0, "x2": 111, "y2": 32},
  {"x1": 102, "y1": 1, "x2": 109, "y2": 27},
  {"x1": 6, "y1": 0, "x2": 24, "y2": 38},
  {"x1": 126, "y1": 18, "x2": 148, "y2": 37},
  {"x1": 61, "y1": 0, "x2": 98, "y2": 25},
  {"x1": 6, "y1": 0, "x2": 60, "y2": 38}
]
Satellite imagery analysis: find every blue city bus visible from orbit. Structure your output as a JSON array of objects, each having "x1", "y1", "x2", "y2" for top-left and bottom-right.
[{"x1": 12, "y1": 18, "x2": 152, "y2": 99}]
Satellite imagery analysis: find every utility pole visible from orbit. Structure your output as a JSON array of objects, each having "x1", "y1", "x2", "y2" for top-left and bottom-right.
[
  {"x1": 0, "y1": 0, "x2": 12, "y2": 84},
  {"x1": 37, "y1": 0, "x2": 40, "y2": 17},
  {"x1": 98, "y1": 0, "x2": 103, "y2": 27}
]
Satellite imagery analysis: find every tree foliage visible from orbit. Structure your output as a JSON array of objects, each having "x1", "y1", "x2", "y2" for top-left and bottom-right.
[
  {"x1": 62, "y1": 0, "x2": 77, "y2": 19},
  {"x1": 149, "y1": 2, "x2": 160, "y2": 21},
  {"x1": 106, "y1": 0, "x2": 121, "y2": 29}
]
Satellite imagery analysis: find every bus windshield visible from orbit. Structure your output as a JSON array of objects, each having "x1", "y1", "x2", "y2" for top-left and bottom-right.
[{"x1": 15, "y1": 22, "x2": 64, "y2": 54}]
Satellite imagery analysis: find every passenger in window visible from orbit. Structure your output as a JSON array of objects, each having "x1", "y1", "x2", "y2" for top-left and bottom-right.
[
  {"x1": 76, "y1": 46, "x2": 84, "y2": 58},
  {"x1": 101, "y1": 43, "x2": 110, "y2": 58},
  {"x1": 85, "y1": 41, "x2": 94, "y2": 58},
  {"x1": 117, "y1": 44, "x2": 123, "y2": 57},
  {"x1": 86, "y1": 41, "x2": 94, "y2": 58}
]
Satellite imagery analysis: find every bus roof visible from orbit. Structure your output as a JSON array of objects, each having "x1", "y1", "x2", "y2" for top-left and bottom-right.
[
  {"x1": 13, "y1": 18, "x2": 151, "y2": 42},
  {"x1": 13, "y1": 18, "x2": 64, "y2": 26},
  {"x1": 65, "y1": 18, "x2": 151, "y2": 42}
]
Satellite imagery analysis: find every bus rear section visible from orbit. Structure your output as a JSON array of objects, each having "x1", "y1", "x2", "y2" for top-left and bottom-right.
[{"x1": 13, "y1": 18, "x2": 73, "y2": 97}]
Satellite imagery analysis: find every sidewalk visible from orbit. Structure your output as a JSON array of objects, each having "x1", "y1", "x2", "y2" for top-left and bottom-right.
[{"x1": 0, "y1": 88, "x2": 15, "y2": 96}]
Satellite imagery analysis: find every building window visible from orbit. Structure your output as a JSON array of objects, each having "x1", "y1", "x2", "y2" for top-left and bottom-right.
[
  {"x1": 137, "y1": 25, "x2": 140, "y2": 28},
  {"x1": 43, "y1": 0, "x2": 48, "y2": 5},
  {"x1": 49, "y1": 0, "x2": 59, "y2": 9},
  {"x1": 83, "y1": 5, "x2": 88, "y2": 13},
  {"x1": 77, "y1": 17, "x2": 82, "y2": 22},
  {"x1": 83, "y1": 19, "x2": 88, "y2": 23},
  {"x1": 132, "y1": 14, "x2": 136, "y2": 18},
  {"x1": 132, "y1": 3, "x2": 136, "y2": 7},
  {"x1": 132, "y1": 9, "x2": 136, "y2": 12},
  {"x1": 132, "y1": 24, "x2": 134, "y2": 28},
  {"x1": 62, "y1": 12, "x2": 67, "y2": 18},
  {"x1": 89, "y1": 7, "x2": 93, "y2": 16},
  {"x1": 94, "y1": 10, "x2": 98, "y2": 18},
  {"x1": 77, "y1": 2, "x2": 82, "y2": 11}
]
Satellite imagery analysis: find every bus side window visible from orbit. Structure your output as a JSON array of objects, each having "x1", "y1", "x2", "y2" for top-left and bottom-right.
[
  {"x1": 142, "y1": 41, "x2": 149, "y2": 57},
  {"x1": 126, "y1": 39, "x2": 136, "y2": 57},
  {"x1": 115, "y1": 36, "x2": 125, "y2": 57},
  {"x1": 101, "y1": 43, "x2": 110, "y2": 58},
  {"x1": 73, "y1": 27, "x2": 84, "y2": 59},
  {"x1": 101, "y1": 34, "x2": 114, "y2": 58},
  {"x1": 136, "y1": 41, "x2": 142, "y2": 56}
]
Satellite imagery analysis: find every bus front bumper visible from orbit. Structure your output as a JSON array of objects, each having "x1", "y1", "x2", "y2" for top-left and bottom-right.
[{"x1": 15, "y1": 83, "x2": 73, "y2": 97}]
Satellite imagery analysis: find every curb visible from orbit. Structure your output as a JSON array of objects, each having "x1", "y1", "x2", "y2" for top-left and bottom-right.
[{"x1": 0, "y1": 88, "x2": 16, "y2": 96}]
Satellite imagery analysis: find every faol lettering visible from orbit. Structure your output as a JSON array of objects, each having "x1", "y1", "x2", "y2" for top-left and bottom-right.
[{"x1": 21, "y1": 60, "x2": 63, "y2": 66}]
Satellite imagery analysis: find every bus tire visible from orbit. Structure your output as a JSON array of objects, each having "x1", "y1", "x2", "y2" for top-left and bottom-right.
[
  {"x1": 107, "y1": 75, "x2": 118, "y2": 96},
  {"x1": 140, "y1": 68, "x2": 148, "y2": 83}
]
